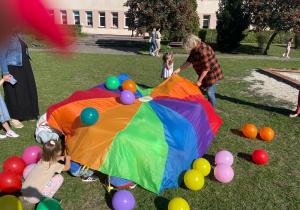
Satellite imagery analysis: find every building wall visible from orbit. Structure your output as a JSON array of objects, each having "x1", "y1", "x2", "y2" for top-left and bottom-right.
[{"x1": 42, "y1": 0, "x2": 219, "y2": 35}]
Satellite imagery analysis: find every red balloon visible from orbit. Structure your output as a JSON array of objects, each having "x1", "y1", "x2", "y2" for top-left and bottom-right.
[
  {"x1": 3, "y1": 156, "x2": 26, "y2": 176},
  {"x1": 0, "y1": 171, "x2": 22, "y2": 193},
  {"x1": 252, "y1": 149, "x2": 268, "y2": 165}
]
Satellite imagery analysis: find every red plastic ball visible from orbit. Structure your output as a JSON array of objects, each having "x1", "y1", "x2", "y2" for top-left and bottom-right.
[
  {"x1": 3, "y1": 156, "x2": 27, "y2": 176},
  {"x1": 242, "y1": 124, "x2": 258, "y2": 138},
  {"x1": 0, "y1": 171, "x2": 22, "y2": 193},
  {"x1": 252, "y1": 149, "x2": 268, "y2": 165},
  {"x1": 259, "y1": 127, "x2": 274, "y2": 141}
]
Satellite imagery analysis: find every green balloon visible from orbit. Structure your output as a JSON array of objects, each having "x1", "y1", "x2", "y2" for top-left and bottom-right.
[
  {"x1": 106, "y1": 77, "x2": 120, "y2": 90},
  {"x1": 37, "y1": 198, "x2": 61, "y2": 210}
]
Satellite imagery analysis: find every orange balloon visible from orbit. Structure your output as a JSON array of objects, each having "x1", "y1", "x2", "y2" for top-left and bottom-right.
[
  {"x1": 242, "y1": 124, "x2": 257, "y2": 138},
  {"x1": 259, "y1": 127, "x2": 274, "y2": 141},
  {"x1": 122, "y1": 80, "x2": 137, "y2": 93}
]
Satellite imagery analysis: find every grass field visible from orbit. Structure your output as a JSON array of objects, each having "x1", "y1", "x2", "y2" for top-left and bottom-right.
[{"x1": 0, "y1": 47, "x2": 299, "y2": 209}]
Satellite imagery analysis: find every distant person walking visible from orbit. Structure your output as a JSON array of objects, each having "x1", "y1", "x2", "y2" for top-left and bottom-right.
[
  {"x1": 282, "y1": 38, "x2": 293, "y2": 58},
  {"x1": 153, "y1": 26, "x2": 161, "y2": 57},
  {"x1": 149, "y1": 28, "x2": 157, "y2": 56}
]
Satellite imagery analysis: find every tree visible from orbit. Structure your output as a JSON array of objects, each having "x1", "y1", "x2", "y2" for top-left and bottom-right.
[
  {"x1": 249, "y1": 0, "x2": 300, "y2": 55},
  {"x1": 216, "y1": 0, "x2": 250, "y2": 52},
  {"x1": 124, "y1": 0, "x2": 199, "y2": 40},
  {"x1": 123, "y1": 1, "x2": 140, "y2": 36}
]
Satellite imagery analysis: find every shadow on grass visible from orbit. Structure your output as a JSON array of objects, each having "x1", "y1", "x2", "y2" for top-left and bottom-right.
[
  {"x1": 136, "y1": 83, "x2": 153, "y2": 89},
  {"x1": 154, "y1": 196, "x2": 170, "y2": 210},
  {"x1": 237, "y1": 152, "x2": 254, "y2": 163},
  {"x1": 216, "y1": 93, "x2": 291, "y2": 116}
]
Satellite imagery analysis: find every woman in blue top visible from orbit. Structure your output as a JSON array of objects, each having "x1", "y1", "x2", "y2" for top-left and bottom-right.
[{"x1": 0, "y1": 31, "x2": 39, "y2": 128}]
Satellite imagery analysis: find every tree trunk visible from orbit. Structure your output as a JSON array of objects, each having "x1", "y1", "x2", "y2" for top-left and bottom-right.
[{"x1": 263, "y1": 32, "x2": 278, "y2": 55}]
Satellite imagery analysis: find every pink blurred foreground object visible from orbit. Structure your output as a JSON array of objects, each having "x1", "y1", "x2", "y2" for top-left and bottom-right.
[{"x1": 0, "y1": 0, "x2": 68, "y2": 47}]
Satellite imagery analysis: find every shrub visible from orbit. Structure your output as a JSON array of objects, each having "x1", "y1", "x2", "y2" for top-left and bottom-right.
[{"x1": 256, "y1": 31, "x2": 269, "y2": 49}]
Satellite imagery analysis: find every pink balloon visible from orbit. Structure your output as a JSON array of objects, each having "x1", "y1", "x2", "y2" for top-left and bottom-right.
[
  {"x1": 22, "y1": 146, "x2": 42, "y2": 165},
  {"x1": 22, "y1": 163, "x2": 36, "y2": 180},
  {"x1": 215, "y1": 150, "x2": 234, "y2": 166},
  {"x1": 214, "y1": 163, "x2": 234, "y2": 183}
]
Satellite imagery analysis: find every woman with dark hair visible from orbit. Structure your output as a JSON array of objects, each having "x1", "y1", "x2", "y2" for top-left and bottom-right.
[{"x1": 0, "y1": 31, "x2": 39, "y2": 128}]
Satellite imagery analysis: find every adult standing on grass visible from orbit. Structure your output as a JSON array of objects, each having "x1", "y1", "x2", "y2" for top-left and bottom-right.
[
  {"x1": 0, "y1": 31, "x2": 39, "y2": 128},
  {"x1": 289, "y1": 86, "x2": 300, "y2": 117},
  {"x1": 153, "y1": 26, "x2": 161, "y2": 57},
  {"x1": 174, "y1": 33, "x2": 223, "y2": 109}
]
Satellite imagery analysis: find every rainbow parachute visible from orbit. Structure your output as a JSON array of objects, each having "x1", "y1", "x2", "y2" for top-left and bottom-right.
[{"x1": 47, "y1": 74, "x2": 222, "y2": 194}]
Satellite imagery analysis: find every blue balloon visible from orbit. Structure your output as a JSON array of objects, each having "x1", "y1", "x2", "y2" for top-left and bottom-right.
[
  {"x1": 112, "y1": 190, "x2": 136, "y2": 210},
  {"x1": 80, "y1": 107, "x2": 99, "y2": 125}
]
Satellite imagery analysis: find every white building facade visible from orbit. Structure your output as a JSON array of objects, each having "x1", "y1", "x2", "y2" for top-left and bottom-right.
[{"x1": 43, "y1": 0, "x2": 219, "y2": 35}]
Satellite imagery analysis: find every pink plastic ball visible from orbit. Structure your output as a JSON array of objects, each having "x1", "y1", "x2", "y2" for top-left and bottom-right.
[{"x1": 22, "y1": 146, "x2": 42, "y2": 165}]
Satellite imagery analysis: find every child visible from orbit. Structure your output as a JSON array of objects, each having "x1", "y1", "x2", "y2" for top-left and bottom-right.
[
  {"x1": 282, "y1": 38, "x2": 293, "y2": 58},
  {"x1": 69, "y1": 160, "x2": 99, "y2": 182},
  {"x1": 21, "y1": 140, "x2": 71, "y2": 204},
  {"x1": 0, "y1": 78, "x2": 19, "y2": 138},
  {"x1": 35, "y1": 113, "x2": 61, "y2": 144},
  {"x1": 161, "y1": 52, "x2": 174, "y2": 80}
]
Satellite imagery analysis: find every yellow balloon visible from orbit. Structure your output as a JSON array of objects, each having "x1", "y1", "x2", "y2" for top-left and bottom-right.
[
  {"x1": 0, "y1": 195, "x2": 23, "y2": 210},
  {"x1": 193, "y1": 158, "x2": 211, "y2": 176},
  {"x1": 168, "y1": 197, "x2": 190, "y2": 210},
  {"x1": 184, "y1": 169, "x2": 205, "y2": 191}
]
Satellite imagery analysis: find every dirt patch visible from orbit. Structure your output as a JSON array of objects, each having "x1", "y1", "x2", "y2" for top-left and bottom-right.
[{"x1": 244, "y1": 69, "x2": 299, "y2": 108}]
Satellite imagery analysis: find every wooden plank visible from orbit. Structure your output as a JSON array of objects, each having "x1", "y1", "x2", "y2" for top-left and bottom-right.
[{"x1": 259, "y1": 68, "x2": 300, "y2": 87}]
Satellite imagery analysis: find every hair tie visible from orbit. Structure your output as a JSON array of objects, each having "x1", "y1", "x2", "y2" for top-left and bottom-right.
[{"x1": 50, "y1": 140, "x2": 55, "y2": 145}]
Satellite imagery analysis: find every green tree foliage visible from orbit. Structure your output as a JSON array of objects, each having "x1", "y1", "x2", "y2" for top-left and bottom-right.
[
  {"x1": 124, "y1": 0, "x2": 199, "y2": 40},
  {"x1": 249, "y1": 0, "x2": 300, "y2": 54},
  {"x1": 216, "y1": 0, "x2": 250, "y2": 52}
]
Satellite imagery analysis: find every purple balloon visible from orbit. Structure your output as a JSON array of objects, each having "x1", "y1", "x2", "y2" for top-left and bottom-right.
[
  {"x1": 214, "y1": 163, "x2": 234, "y2": 183},
  {"x1": 22, "y1": 146, "x2": 42, "y2": 165},
  {"x1": 112, "y1": 190, "x2": 136, "y2": 210},
  {"x1": 23, "y1": 163, "x2": 36, "y2": 180},
  {"x1": 120, "y1": 90, "x2": 135, "y2": 105},
  {"x1": 215, "y1": 150, "x2": 234, "y2": 166}
]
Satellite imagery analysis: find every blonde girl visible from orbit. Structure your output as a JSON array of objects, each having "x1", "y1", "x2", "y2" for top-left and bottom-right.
[
  {"x1": 21, "y1": 140, "x2": 71, "y2": 204},
  {"x1": 161, "y1": 52, "x2": 174, "y2": 80}
]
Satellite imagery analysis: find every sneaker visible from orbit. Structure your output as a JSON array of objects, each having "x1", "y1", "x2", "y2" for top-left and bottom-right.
[
  {"x1": 6, "y1": 130, "x2": 19, "y2": 138},
  {"x1": 9, "y1": 119, "x2": 24, "y2": 128},
  {"x1": 81, "y1": 174, "x2": 99, "y2": 182},
  {"x1": 287, "y1": 56, "x2": 290, "y2": 58},
  {"x1": 289, "y1": 112, "x2": 299, "y2": 118},
  {"x1": 105, "y1": 180, "x2": 114, "y2": 190},
  {"x1": 156, "y1": 55, "x2": 160, "y2": 57},
  {"x1": 0, "y1": 134, "x2": 7, "y2": 139},
  {"x1": 282, "y1": 53, "x2": 285, "y2": 57},
  {"x1": 129, "y1": 183, "x2": 137, "y2": 189},
  {"x1": 53, "y1": 197, "x2": 62, "y2": 204}
]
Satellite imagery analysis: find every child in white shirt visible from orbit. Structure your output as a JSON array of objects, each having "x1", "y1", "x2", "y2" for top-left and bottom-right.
[{"x1": 161, "y1": 52, "x2": 174, "y2": 80}]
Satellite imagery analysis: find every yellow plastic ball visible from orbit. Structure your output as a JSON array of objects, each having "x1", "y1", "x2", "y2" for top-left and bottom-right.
[
  {"x1": 184, "y1": 169, "x2": 205, "y2": 191},
  {"x1": 168, "y1": 197, "x2": 190, "y2": 210},
  {"x1": 0, "y1": 195, "x2": 23, "y2": 210},
  {"x1": 192, "y1": 158, "x2": 211, "y2": 176}
]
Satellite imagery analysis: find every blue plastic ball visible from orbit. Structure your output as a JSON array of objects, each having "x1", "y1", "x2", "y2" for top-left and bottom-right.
[{"x1": 80, "y1": 107, "x2": 99, "y2": 126}]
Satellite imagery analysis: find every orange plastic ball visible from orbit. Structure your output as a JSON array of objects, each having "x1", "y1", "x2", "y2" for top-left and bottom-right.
[
  {"x1": 122, "y1": 80, "x2": 137, "y2": 93},
  {"x1": 259, "y1": 127, "x2": 274, "y2": 141},
  {"x1": 242, "y1": 124, "x2": 258, "y2": 138}
]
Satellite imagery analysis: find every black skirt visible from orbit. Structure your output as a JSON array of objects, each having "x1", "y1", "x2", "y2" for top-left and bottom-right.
[{"x1": 3, "y1": 39, "x2": 39, "y2": 120}]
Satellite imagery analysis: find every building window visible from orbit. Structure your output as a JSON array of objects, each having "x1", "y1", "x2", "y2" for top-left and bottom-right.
[
  {"x1": 99, "y1": 12, "x2": 105, "y2": 27},
  {"x1": 203, "y1": 15, "x2": 210, "y2": 28},
  {"x1": 61, "y1": 10, "x2": 67, "y2": 24},
  {"x1": 124, "y1": 13, "x2": 129, "y2": 28},
  {"x1": 86, "y1": 12, "x2": 93, "y2": 27},
  {"x1": 112, "y1": 12, "x2": 118, "y2": 28},
  {"x1": 74, "y1": 11, "x2": 80, "y2": 25},
  {"x1": 48, "y1": 10, "x2": 54, "y2": 21}
]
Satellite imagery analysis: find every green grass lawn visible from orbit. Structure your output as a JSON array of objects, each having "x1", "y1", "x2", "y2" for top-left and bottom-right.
[{"x1": 0, "y1": 50, "x2": 299, "y2": 209}]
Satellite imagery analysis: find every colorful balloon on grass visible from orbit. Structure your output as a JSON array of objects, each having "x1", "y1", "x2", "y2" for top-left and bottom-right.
[
  {"x1": 242, "y1": 124, "x2": 258, "y2": 138},
  {"x1": 168, "y1": 197, "x2": 190, "y2": 210},
  {"x1": 3, "y1": 156, "x2": 26, "y2": 176},
  {"x1": 22, "y1": 145, "x2": 42, "y2": 165},
  {"x1": 215, "y1": 150, "x2": 234, "y2": 166},
  {"x1": 184, "y1": 169, "x2": 205, "y2": 191},
  {"x1": 23, "y1": 163, "x2": 36, "y2": 180},
  {"x1": 120, "y1": 90, "x2": 135, "y2": 105},
  {"x1": 80, "y1": 107, "x2": 99, "y2": 125},
  {"x1": 0, "y1": 195, "x2": 23, "y2": 210},
  {"x1": 214, "y1": 163, "x2": 234, "y2": 183},
  {"x1": 106, "y1": 77, "x2": 120, "y2": 90},
  {"x1": 112, "y1": 190, "x2": 136, "y2": 210},
  {"x1": 122, "y1": 80, "x2": 137, "y2": 93},
  {"x1": 252, "y1": 149, "x2": 268, "y2": 165},
  {"x1": 192, "y1": 158, "x2": 211, "y2": 176},
  {"x1": 0, "y1": 171, "x2": 22, "y2": 193},
  {"x1": 36, "y1": 198, "x2": 61, "y2": 210},
  {"x1": 259, "y1": 127, "x2": 274, "y2": 141}
]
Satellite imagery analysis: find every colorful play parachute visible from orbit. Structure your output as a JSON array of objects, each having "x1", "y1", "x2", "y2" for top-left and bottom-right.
[{"x1": 47, "y1": 74, "x2": 222, "y2": 194}]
